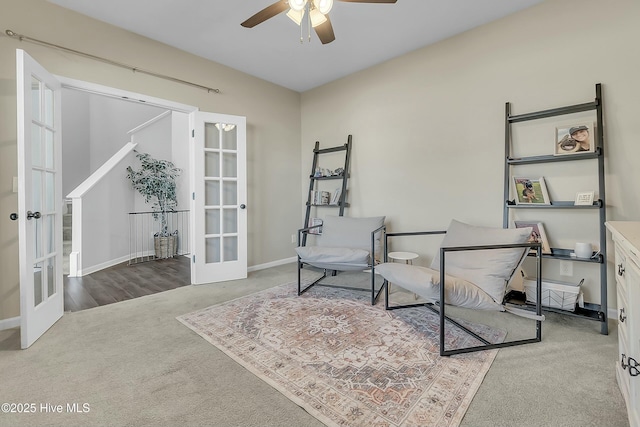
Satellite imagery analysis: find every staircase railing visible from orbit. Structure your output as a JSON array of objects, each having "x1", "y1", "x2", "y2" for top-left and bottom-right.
[
  {"x1": 66, "y1": 141, "x2": 138, "y2": 277},
  {"x1": 128, "y1": 210, "x2": 190, "y2": 264}
]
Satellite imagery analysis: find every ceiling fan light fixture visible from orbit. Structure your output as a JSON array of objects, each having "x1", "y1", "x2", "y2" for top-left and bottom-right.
[
  {"x1": 286, "y1": 8, "x2": 304, "y2": 25},
  {"x1": 288, "y1": 0, "x2": 306, "y2": 12},
  {"x1": 215, "y1": 123, "x2": 236, "y2": 132},
  {"x1": 313, "y1": 0, "x2": 333, "y2": 15},
  {"x1": 309, "y1": 8, "x2": 327, "y2": 27}
]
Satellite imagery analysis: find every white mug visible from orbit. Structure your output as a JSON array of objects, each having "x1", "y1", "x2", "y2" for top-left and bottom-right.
[{"x1": 574, "y1": 242, "x2": 592, "y2": 259}]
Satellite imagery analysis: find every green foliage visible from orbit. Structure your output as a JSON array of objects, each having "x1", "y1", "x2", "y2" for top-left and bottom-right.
[{"x1": 126, "y1": 151, "x2": 181, "y2": 237}]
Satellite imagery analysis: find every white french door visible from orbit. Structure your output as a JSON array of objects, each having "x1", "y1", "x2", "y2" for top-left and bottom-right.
[
  {"x1": 16, "y1": 49, "x2": 64, "y2": 349},
  {"x1": 190, "y1": 112, "x2": 247, "y2": 284}
]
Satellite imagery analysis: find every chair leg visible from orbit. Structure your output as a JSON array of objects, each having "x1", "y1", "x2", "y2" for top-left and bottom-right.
[
  {"x1": 384, "y1": 286, "x2": 542, "y2": 356},
  {"x1": 369, "y1": 264, "x2": 386, "y2": 305},
  {"x1": 439, "y1": 298, "x2": 542, "y2": 356},
  {"x1": 297, "y1": 262, "x2": 326, "y2": 296}
]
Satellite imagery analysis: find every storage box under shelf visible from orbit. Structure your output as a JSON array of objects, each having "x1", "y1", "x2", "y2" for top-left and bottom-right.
[{"x1": 523, "y1": 277, "x2": 584, "y2": 312}]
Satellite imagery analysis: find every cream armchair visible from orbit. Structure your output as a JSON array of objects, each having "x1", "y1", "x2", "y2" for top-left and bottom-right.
[
  {"x1": 295, "y1": 215, "x2": 386, "y2": 305},
  {"x1": 376, "y1": 219, "x2": 545, "y2": 356}
]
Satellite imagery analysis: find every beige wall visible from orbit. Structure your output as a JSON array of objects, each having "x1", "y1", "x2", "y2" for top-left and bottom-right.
[
  {"x1": 0, "y1": 0, "x2": 302, "y2": 320},
  {"x1": 301, "y1": 0, "x2": 640, "y2": 309},
  {"x1": 2, "y1": 0, "x2": 637, "y2": 322}
]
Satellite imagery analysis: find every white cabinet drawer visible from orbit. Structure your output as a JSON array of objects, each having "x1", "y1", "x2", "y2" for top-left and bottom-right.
[{"x1": 606, "y1": 222, "x2": 640, "y2": 427}]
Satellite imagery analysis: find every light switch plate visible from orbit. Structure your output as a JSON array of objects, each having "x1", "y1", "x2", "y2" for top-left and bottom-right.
[{"x1": 12, "y1": 176, "x2": 18, "y2": 193}]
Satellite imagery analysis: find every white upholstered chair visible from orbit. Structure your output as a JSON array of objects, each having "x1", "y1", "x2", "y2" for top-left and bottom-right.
[
  {"x1": 295, "y1": 215, "x2": 386, "y2": 305},
  {"x1": 376, "y1": 219, "x2": 545, "y2": 356}
]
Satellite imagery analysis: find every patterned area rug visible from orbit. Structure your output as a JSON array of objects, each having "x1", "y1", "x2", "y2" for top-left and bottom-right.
[{"x1": 177, "y1": 284, "x2": 505, "y2": 427}]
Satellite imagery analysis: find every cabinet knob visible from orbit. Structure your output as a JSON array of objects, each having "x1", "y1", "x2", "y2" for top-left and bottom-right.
[
  {"x1": 618, "y1": 263, "x2": 625, "y2": 276},
  {"x1": 619, "y1": 308, "x2": 626, "y2": 323}
]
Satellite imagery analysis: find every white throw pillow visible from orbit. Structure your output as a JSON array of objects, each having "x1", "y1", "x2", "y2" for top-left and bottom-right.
[
  {"x1": 429, "y1": 219, "x2": 531, "y2": 304},
  {"x1": 375, "y1": 263, "x2": 502, "y2": 311},
  {"x1": 317, "y1": 215, "x2": 385, "y2": 258}
]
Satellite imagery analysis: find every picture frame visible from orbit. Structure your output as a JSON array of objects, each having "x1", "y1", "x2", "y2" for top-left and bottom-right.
[
  {"x1": 513, "y1": 177, "x2": 551, "y2": 205},
  {"x1": 575, "y1": 191, "x2": 595, "y2": 206},
  {"x1": 554, "y1": 122, "x2": 596, "y2": 155},
  {"x1": 514, "y1": 220, "x2": 552, "y2": 254},
  {"x1": 308, "y1": 217, "x2": 323, "y2": 235}
]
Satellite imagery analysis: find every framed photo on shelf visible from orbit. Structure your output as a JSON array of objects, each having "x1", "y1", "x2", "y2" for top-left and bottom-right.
[
  {"x1": 514, "y1": 221, "x2": 552, "y2": 254},
  {"x1": 308, "y1": 217, "x2": 323, "y2": 235},
  {"x1": 513, "y1": 177, "x2": 551, "y2": 205},
  {"x1": 554, "y1": 122, "x2": 596, "y2": 155},
  {"x1": 575, "y1": 191, "x2": 595, "y2": 206}
]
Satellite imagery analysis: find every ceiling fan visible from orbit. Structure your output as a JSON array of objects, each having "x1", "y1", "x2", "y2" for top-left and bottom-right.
[{"x1": 241, "y1": 0, "x2": 398, "y2": 45}]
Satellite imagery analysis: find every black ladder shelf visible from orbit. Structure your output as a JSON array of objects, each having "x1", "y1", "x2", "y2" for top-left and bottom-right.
[
  {"x1": 503, "y1": 83, "x2": 608, "y2": 335},
  {"x1": 302, "y1": 135, "x2": 352, "y2": 246}
]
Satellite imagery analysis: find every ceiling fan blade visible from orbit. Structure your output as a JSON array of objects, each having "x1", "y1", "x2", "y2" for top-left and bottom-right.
[
  {"x1": 337, "y1": 0, "x2": 397, "y2": 3},
  {"x1": 314, "y1": 16, "x2": 336, "y2": 44},
  {"x1": 241, "y1": 1, "x2": 289, "y2": 28}
]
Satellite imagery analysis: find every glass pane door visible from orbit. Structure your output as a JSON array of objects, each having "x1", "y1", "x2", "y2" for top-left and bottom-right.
[
  {"x1": 17, "y1": 49, "x2": 63, "y2": 349},
  {"x1": 191, "y1": 112, "x2": 246, "y2": 285},
  {"x1": 30, "y1": 77, "x2": 58, "y2": 306},
  {"x1": 204, "y1": 122, "x2": 239, "y2": 263}
]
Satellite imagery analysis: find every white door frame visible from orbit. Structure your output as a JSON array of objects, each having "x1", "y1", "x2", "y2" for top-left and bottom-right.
[
  {"x1": 56, "y1": 76, "x2": 197, "y2": 113},
  {"x1": 56, "y1": 77, "x2": 250, "y2": 286},
  {"x1": 55, "y1": 76, "x2": 198, "y2": 277}
]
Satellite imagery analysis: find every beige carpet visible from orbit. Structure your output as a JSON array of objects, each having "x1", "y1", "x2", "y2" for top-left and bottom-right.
[
  {"x1": 177, "y1": 283, "x2": 505, "y2": 427},
  {"x1": 0, "y1": 264, "x2": 629, "y2": 427}
]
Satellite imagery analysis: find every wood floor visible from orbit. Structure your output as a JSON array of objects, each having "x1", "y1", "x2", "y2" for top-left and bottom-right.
[{"x1": 63, "y1": 256, "x2": 190, "y2": 312}]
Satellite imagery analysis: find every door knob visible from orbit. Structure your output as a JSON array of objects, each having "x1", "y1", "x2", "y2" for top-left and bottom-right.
[
  {"x1": 26, "y1": 211, "x2": 41, "y2": 220},
  {"x1": 240, "y1": 204, "x2": 246, "y2": 209},
  {"x1": 10, "y1": 213, "x2": 18, "y2": 220}
]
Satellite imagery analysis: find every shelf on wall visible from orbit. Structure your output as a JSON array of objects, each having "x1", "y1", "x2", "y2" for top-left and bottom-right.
[
  {"x1": 505, "y1": 291, "x2": 605, "y2": 321},
  {"x1": 503, "y1": 83, "x2": 608, "y2": 335},
  {"x1": 507, "y1": 148, "x2": 601, "y2": 165},
  {"x1": 526, "y1": 248, "x2": 604, "y2": 263},
  {"x1": 302, "y1": 137, "x2": 352, "y2": 246},
  {"x1": 506, "y1": 200, "x2": 603, "y2": 208}
]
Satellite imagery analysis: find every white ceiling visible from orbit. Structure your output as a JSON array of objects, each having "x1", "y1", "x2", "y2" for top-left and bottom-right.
[{"x1": 48, "y1": 0, "x2": 543, "y2": 92}]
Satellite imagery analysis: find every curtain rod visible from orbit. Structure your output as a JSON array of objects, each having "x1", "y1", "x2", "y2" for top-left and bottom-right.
[{"x1": 5, "y1": 29, "x2": 220, "y2": 94}]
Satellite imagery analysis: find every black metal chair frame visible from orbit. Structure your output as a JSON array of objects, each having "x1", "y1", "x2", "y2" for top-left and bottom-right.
[
  {"x1": 382, "y1": 230, "x2": 543, "y2": 356},
  {"x1": 297, "y1": 223, "x2": 387, "y2": 305}
]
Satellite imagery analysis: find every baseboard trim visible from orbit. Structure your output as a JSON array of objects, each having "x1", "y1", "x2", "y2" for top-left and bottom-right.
[
  {"x1": 0, "y1": 316, "x2": 20, "y2": 331},
  {"x1": 78, "y1": 254, "x2": 131, "y2": 277},
  {"x1": 248, "y1": 256, "x2": 296, "y2": 273}
]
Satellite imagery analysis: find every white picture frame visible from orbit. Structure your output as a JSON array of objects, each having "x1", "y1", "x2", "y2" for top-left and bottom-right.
[
  {"x1": 554, "y1": 122, "x2": 596, "y2": 155},
  {"x1": 513, "y1": 177, "x2": 551, "y2": 205},
  {"x1": 514, "y1": 220, "x2": 552, "y2": 254},
  {"x1": 308, "y1": 217, "x2": 323, "y2": 235},
  {"x1": 575, "y1": 191, "x2": 595, "y2": 206}
]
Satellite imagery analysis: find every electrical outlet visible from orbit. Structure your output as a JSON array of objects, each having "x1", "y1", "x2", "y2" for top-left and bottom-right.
[
  {"x1": 291, "y1": 234, "x2": 296, "y2": 244},
  {"x1": 559, "y1": 261, "x2": 573, "y2": 276}
]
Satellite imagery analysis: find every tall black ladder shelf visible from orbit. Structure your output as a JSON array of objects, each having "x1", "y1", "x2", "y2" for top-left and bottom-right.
[
  {"x1": 504, "y1": 83, "x2": 608, "y2": 335},
  {"x1": 302, "y1": 135, "x2": 352, "y2": 246}
]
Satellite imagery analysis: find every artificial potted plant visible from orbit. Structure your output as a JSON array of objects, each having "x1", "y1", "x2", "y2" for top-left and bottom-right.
[{"x1": 126, "y1": 151, "x2": 182, "y2": 259}]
